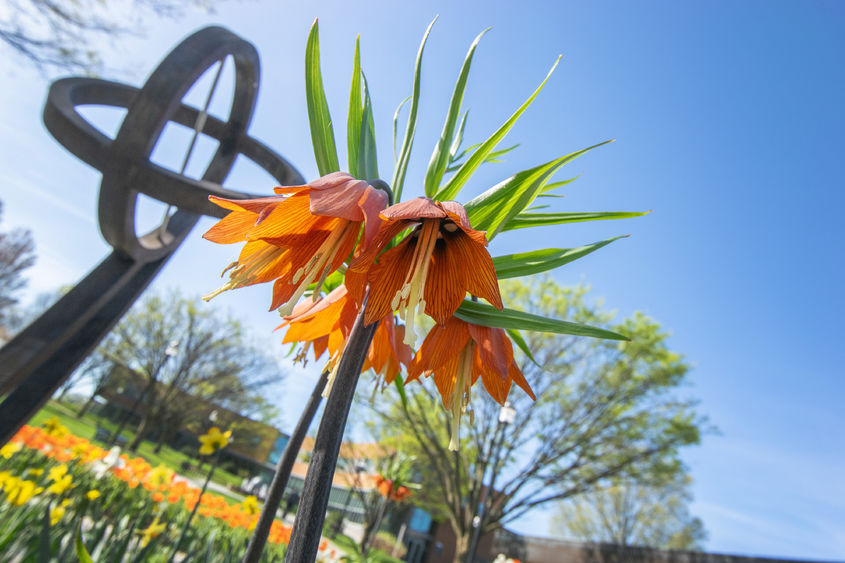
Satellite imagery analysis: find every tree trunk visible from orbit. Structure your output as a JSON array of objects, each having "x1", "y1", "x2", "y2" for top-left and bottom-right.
[
  {"x1": 76, "y1": 389, "x2": 99, "y2": 418},
  {"x1": 453, "y1": 530, "x2": 471, "y2": 563}
]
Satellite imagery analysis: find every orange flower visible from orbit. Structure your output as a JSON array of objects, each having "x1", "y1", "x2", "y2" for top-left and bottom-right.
[
  {"x1": 203, "y1": 172, "x2": 388, "y2": 315},
  {"x1": 408, "y1": 316, "x2": 535, "y2": 450},
  {"x1": 279, "y1": 285, "x2": 412, "y2": 394},
  {"x1": 347, "y1": 197, "x2": 502, "y2": 346}
]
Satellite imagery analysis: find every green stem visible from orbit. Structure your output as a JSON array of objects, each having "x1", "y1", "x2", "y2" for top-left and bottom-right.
[{"x1": 167, "y1": 449, "x2": 220, "y2": 562}]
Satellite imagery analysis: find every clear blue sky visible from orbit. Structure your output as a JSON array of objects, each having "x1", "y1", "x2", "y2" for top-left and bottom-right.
[{"x1": 1, "y1": 0, "x2": 843, "y2": 559}]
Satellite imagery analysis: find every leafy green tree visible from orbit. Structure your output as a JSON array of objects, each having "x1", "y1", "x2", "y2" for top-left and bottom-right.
[
  {"x1": 370, "y1": 277, "x2": 706, "y2": 563},
  {"x1": 552, "y1": 472, "x2": 706, "y2": 549},
  {"x1": 90, "y1": 290, "x2": 282, "y2": 452},
  {"x1": 0, "y1": 200, "x2": 35, "y2": 329}
]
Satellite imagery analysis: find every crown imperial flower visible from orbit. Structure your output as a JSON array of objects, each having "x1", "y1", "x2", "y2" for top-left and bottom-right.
[
  {"x1": 347, "y1": 197, "x2": 502, "y2": 346},
  {"x1": 203, "y1": 172, "x2": 388, "y2": 315},
  {"x1": 408, "y1": 316, "x2": 535, "y2": 449}
]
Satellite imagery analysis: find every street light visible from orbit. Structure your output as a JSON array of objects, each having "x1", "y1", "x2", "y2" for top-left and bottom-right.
[{"x1": 466, "y1": 402, "x2": 515, "y2": 563}]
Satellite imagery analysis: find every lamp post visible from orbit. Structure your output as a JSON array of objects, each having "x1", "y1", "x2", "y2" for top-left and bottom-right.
[{"x1": 466, "y1": 402, "x2": 516, "y2": 563}]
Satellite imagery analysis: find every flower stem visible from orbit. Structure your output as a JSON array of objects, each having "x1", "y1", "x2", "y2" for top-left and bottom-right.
[
  {"x1": 241, "y1": 369, "x2": 329, "y2": 563},
  {"x1": 168, "y1": 450, "x2": 220, "y2": 563},
  {"x1": 284, "y1": 294, "x2": 378, "y2": 563}
]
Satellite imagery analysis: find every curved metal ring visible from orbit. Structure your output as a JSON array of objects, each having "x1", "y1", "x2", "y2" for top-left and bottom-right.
[{"x1": 42, "y1": 26, "x2": 304, "y2": 263}]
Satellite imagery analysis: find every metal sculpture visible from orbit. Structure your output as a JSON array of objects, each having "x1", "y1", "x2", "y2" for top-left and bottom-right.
[{"x1": 0, "y1": 26, "x2": 303, "y2": 444}]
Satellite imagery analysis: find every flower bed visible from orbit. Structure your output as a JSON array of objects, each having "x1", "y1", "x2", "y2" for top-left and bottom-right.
[{"x1": 0, "y1": 419, "x2": 291, "y2": 561}]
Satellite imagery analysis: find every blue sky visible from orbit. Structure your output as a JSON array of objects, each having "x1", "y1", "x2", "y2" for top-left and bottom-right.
[{"x1": 1, "y1": 0, "x2": 844, "y2": 559}]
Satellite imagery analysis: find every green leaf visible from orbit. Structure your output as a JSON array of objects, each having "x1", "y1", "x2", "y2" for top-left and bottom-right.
[
  {"x1": 424, "y1": 28, "x2": 489, "y2": 197},
  {"x1": 358, "y1": 73, "x2": 379, "y2": 180},
  {"x1": 492, "y1": 236, "x2": 628, "y2": 279},
  {"x1": 502, "y1": 210, "x2": 650, "y2": 232},
  {"x1": 392, "y1": 95, "x2": 411, "y2": 162},
  {"x1": 448, "y1": 110, "x2": 469, "y2": 163},
  {"x1": 393, "y1": 376, "x2": 408, "y2": 411},
  {"x1": 506, "y1": 328, "x2": 538, "y2": 366},
  {"x1": 484, "y1": 143, "x2": 520, "y2": 163},
  {"x1": 392, "y1": 17, "x2": 437, "y2": 202},
  {"x1": 347, "y1": 36, "x2": 363, "y2": 178},
  {"x1": 75, "y1": 525, "x2": 95, "y2": 563},
  {"x1": 464, "y1": 140, "x2": 613, "y2": 240},
  {"x1": 305, "y1": 19, "x2": 340, "y2": 176},
  {"x1": 434, "y1": 56, "x2": 561, "y2": 202},
  {"x1": 454, "y1": 300, "x2": 629, "y2": 341}
]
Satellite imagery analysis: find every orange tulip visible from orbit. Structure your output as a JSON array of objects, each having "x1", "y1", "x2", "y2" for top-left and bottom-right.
[
  {"x1": 408, "y1": 316, "x2": 535, "y2": 450},
  {"x1": 203, "y1": 172, "x2": 388, "y2": 314},
  {"x1": 347, "y1": 197, "x2": 502, "y2": 346}
]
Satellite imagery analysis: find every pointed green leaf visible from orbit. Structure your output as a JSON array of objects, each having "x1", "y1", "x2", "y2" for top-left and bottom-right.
[
  {"x1": 347, "y1": 36, "x2": 363, "y2": 178},
  {"x1": 392, "y1": 95, "x2": 411, "y2": 162},
  {"x1": 502, "y1": 210, "x2": 650, "y2": 231},
  {"x1": 492, "y1": 236, "x2": 629, "y2": 279},
  {"x1": 464, "y1": 140, "x2": 612, "y2": 240},
  {"x1": 393, "y1": 376, "x2": 408, "y2": 411},
  {"x1": 540, "y1": 176, "x2": 579, "y2": 195},
  {"x1": 424, "y1": 28, "x2": 489, "y2": 196},
  {"x1": 358, "y1": 73, "x2": 379, "y2": 180},
  {"x1": 434, "y1": 56, "x2": 561, "y2": 202},
  {"x1": 448, "y1": 110, "x2": 469, "y2": 162},
  {"x1": 392, "y1": 17, "x2": 437, "y2": 202},
  {"x1": 454, "y1": 300, "x2": 629, "y2": 341},
  {"x1": 485, "y1": 143, "x2": 520, "y2": 163},
  {"x1": 305, "y1": 19, "x2": 339, "y2": 176},
  {"x1": 75, "y1": 525, "x2": 95, "y2": 563},
  {"x1": 506, "y1": 328, "x2": 538, "y2": 366}
]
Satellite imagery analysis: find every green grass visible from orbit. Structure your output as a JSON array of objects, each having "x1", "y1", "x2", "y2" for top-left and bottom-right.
[{"x1": 28, "y1": 401, "x2": 245, "y2": 493}]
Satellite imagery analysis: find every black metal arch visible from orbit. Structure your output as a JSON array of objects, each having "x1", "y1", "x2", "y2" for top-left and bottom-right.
[{"x1": 0, "y1": 26, "x2": 304, "y2": 444}]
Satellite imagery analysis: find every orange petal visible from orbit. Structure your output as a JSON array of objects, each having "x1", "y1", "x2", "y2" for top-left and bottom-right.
[
  {"x1": 408, "y1": 317, "x2": 469, "y2": 380},
  {"x1": 357, "y1": 187, "x2": 389, "y2": 248},
  {"x1": 246, "y1": 193, "x2": 320, "y2": 240},
  {"x1": 476, "y1": 349, "x2": 510, "y2": 405},
  {"x1": 509, "y1": 362, "x2": 536, "y2": 400},
  {"x1": 449, "y1": 230, "x2": 503, "y2": 310},
  {"x1": 364, "y1": 236, "x2": 417, "y2": 325},
  {"x1": 468, "y1": 324, "x2": 512, "y2": 381},
  {"x1": 423, "y1": 239, "x2": 467, "y2": 324},
  {"x1": 208, "y1": 195, "x2": 284, "y2": 214},
  {"x1": 380, "y1": 197, "x2": 446, "y2": 221},
  {"x1": 431, "y1": 352, "x2": 461, "y2": 408},
  {"x1": 202, "y1": 210, "x2": 258, "y2": 244}
]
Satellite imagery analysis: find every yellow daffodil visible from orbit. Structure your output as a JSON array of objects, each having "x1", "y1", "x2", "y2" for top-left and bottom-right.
[
  {"x1": 145, "y1": 464, "x2": 174, "y2": 489},
  {"x1": 0, "y1": 442, "x2": 22, "y2": 459},
  {"x1": 86, "y1": 489, "x2": 101, "y2": 501},
  {"x1": 198, "y1": 427, "x2": 232, "y2": 456},
  {"x1": 47, "y1": 474, "x2": 73, "y2": 495},
  {"x1": 27, "y1": 468, "x2": 44, "y2": 477},
  {"x1": 137, "y1": 516, "x2": 167, "y2": 547},
  {"x1": 4, "y1": 477, "x2": 44, "y2": 506},
  {"x1": 242, "y1": 495, "x2": 260, "y2": 516},
  {"x1": 42, "y1": 416, "x2": 68, "y2": 437},
  {"x1": 49, "y1": 500, "x2": 71, "y2": 525},
  {"x1": 47, "y1": 464, "x2": 68, "y2": 482}
]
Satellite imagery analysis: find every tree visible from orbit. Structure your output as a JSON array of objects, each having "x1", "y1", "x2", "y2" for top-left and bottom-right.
[
  {"x1": 551, "y1": 472, "x2": 706, "y2": 550},
  {"x1": 0, "y1": 200, "x2": 36, "y2": 329},
  {"x1": 0, "y1": 0, "x2": 221, "y2": 74},
  {"x1": 89, "y1": 290, "x2": 282, "y2": 452},
  {"x1": 370, "y1": 277, "x2": 706, "y2": 563}
]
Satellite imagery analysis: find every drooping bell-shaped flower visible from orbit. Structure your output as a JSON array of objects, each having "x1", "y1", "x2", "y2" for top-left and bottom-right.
[
  {"x1": 407, "y1": 316, "x2": 535, "y2": 450},
  {"x1": 347, "y1": 197, "x2": 502, "y2": 347},
  {"x1": 202, "y1": 172, "x2": 388, "y2": 315},
  {"x1": 278, "y1": 284, "x2": 413, "y2": 397}
]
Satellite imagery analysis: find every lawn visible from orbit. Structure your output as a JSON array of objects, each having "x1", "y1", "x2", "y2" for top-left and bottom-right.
[{"x1": 29, "y1": 401, "x2": 246, "y2": 498}]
